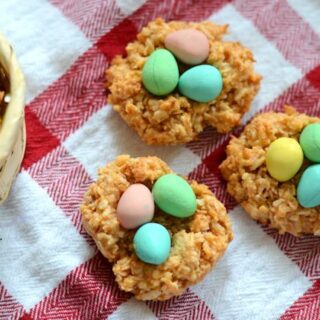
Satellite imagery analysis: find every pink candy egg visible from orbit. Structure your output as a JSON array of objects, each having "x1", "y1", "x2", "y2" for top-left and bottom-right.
[
  {"x1": 164, "y1": 29, "x2": 209, "y2": 65},
  {"x1": 116, "y1": 184, "x2": 154, "y2": 229}
]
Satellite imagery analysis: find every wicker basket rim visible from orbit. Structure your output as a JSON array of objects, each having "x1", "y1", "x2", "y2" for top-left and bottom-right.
[{"x1": 0, "y1": 32, "x2": 25, "y2": 160}]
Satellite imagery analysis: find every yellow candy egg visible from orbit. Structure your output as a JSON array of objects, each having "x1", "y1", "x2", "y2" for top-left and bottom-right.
[{"x1": 266, "y1": 137, "x2": 303, "y2": 182}]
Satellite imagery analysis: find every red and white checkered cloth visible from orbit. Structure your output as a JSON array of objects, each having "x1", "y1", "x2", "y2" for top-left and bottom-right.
[{"x1": 0, "y1": 0, "x2": 320, "y2": 319}]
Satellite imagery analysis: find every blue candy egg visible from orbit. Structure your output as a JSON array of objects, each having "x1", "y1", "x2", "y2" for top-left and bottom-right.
[
  {"x1": 178, "y1": 65, "x2": 223, "y2": 102},
  {"x1": 297, "y1": 164, "x2": 320, "y2": 208},
  {"x1": 133, "y1": 223, "x2": 171, "y2": 265}
]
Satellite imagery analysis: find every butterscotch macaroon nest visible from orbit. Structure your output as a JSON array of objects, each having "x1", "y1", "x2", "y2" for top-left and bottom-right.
[
  {"x1": 106, "y1": 18, "x2": 261, "y2": 145},
  {"x1": 81, "y1": 155, "x2": 233, "y2": 300},
  {"x1": 220, "y1": 106, "x2": 320, "y2": 236}
]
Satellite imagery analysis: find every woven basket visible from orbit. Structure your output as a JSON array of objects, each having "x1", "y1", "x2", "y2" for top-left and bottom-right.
[{"x1": 0, "y1": 33, "x2": 26, "y2": 204}]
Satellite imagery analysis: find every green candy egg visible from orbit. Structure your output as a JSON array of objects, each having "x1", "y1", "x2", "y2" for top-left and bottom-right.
[
  {"x1": 152, "y1": 174, "x2": 197, "y2": 218},
  {"x1": 133, "y1": 223, "x2": 171, "y2": 265},
  {"x1": 178, "y1": 65, "x2": 223, "y2": 102},
  {"x1": 297, "y1": 164, "x2": 320, "y2": 208},
  {"x1": 299, "y1": 123, "x2": 320, "y2": 162},
  {"x1": 142, "y1": 49, "x2": 179, "y2": 96}
]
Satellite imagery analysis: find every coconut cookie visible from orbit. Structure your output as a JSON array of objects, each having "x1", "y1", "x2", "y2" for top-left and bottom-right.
[
  {"x1": 81, "y1": 155, "x2": 233, "y2": 300},
  {"x1": 220, "y1": 106, "x2": 320, "y2": 236},
  {"x1": 106, "y1": 18, "x2": 261, "y2": 145}
]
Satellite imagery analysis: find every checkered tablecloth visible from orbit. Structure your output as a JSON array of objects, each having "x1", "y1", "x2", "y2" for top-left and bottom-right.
[{"x1": 0, "y1": 0, "x2": 320, "y2": 319}]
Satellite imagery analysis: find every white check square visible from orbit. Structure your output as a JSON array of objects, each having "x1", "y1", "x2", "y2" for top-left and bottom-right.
[
  {"x1": 288, "y1": 0, "x2": 320, "y2": 35},
  {"x1": 192, "y1": 207, "x2": 312, "y2": 320},
  {"x1": 210, "y1": 4, "x2": 302, "y2": 122},
  {"x1": 115, "y1": 0, "x2": 147, "y2": 15},
  {"x1": 0, "y1": 0, "x2": 91, "y2": 102},
  {"x1": 109, "y1": 298, "x2": 157, "y2": 320},
  {"x1": 64, "y1": 105, "x2": 201, "y2": 179},
  {"x1": 0, "y1": 172, "x2": 94, "y2": 311}
]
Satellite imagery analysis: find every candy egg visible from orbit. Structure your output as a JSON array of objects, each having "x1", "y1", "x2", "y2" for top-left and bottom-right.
[
  {"x1": 266, "y1": 137, "x2": 303, "y2": 182},
  {"x1": 164, "y1": 29, "x2": 209, "y2": 65},
  {"x1": 116, "y1": 184, "x2": 154, "y2": 229},
  {"x1": 297, "y1": 164, "x2": 320, "y2": 208},
  {"x1": 142, "y1": 49, "x2": 179, "y2": 96},
  {"x1": 133, "y1": 223, "x2": 171, "y2": 265},
  {"x1": 152, "y1": 174, "x2": 197, "y2": 218},
  {"x1": 178, "y1": 65, "x2": 223, "y2": 103},
  {"x1": 299, "y1": 123, "x2": 320, "y2": 162}
]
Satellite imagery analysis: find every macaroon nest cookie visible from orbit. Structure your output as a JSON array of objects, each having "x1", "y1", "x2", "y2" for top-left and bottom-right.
[
  {"x1": 81, "y1": 155, "x2": 233, "y2": 300},
  {"x1": 220, "y1": 106, "x2": 320, "y2": 236},
  {"x1": 106, "y1": 18, "x2": 261, "y2": 145}
]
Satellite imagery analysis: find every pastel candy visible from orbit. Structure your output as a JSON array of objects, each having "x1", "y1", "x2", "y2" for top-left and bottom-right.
[
  {"x1": 299, "y1": 123, "x2": 320, "y2": 162},
  {"x1": 164, "y1": 29, "x2": 209, "y2": 65},
  {"x1": 152, "y1": 174, "x2": 197, "y2": 218},
  {"x1": 297, "y1": 164, "x2": 320, "y2": 208},
  {"x1": 142, "y1": 49, "x2": 179, "y2": 96},
  {"x1": 266, "y1": 137, "x2": 303, "y2": 182},
  {"x1": 133, "y1": 223, "x2": 171, "y2": 265},
  {"x1": 116, "y1": 184, "x2": 154, "y2": 229},
  {"x1": 178, "y1": 65, "x2": 223, "y2": 103}
]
